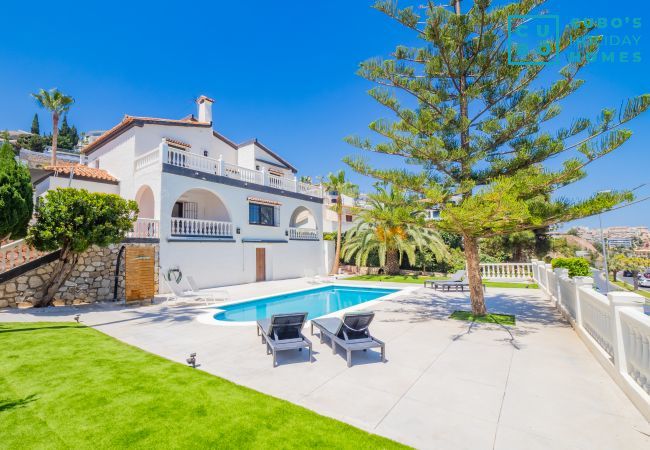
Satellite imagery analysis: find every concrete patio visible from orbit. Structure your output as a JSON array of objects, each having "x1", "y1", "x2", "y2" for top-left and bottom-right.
[{"x1": 1, "y1": 279, "x2": 648, "y2": 449}]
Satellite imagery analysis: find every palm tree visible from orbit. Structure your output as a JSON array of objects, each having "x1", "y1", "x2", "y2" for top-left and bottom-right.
[
  {"x1": 342, "y1": 186, "x2": 448, "y2": 275},
  {"x1": 31, "y1": 88, "x2": 75, "y2": 166},
  {"x1": 322, "y1": 170, "x2": 359, "y2": 275}
]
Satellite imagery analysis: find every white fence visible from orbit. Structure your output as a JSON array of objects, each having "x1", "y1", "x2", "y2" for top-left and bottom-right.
[
  {"x1": 170, "y1": 218, "x2": 233, "y2": 238},
  {"x1": 480, "y1": 263, "x2": 533, "y2": 280},
  {"x1": 288, "y1": 227, "x2": 319, "y2": 241},
  {"x1": 127, "y1": 219, "x2": 160, "y2": 239},
  {"x1": 136, "y1": 143, "x2": 323, "y2": 198},
  {"x1": 532, "y1": 260, "x2": 650, "y2": 419},
  {"x1": 0, "y1": 239, "x2": 46, "y2": 273}
]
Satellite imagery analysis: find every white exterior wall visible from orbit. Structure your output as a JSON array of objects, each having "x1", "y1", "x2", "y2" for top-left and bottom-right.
[
  {"x1": 35, "y1": 176, "x2": 119, "y2": 198},
  {"x1": 158, "y1": 172, "x2": 324, "y2": 289}
]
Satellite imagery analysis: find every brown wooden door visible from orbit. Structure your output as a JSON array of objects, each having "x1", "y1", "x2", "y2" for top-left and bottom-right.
[
  {"x1": 256, "y1": 248, "x2": 266, "y2": 282},
  {"x1": 125, "y1": 246, "x2": 155, "y2": 301}
]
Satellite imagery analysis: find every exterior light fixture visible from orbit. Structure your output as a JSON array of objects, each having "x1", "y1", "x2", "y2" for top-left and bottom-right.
[
  {"x1": 285, "y1": 230, "x2": 289, "y2": 236},
  {"x1": 186, "y1": 352, "x2": 197, "y2": 368},
  {"x1": 236, "y1": 227, "x2": 241, "y2": 234}
]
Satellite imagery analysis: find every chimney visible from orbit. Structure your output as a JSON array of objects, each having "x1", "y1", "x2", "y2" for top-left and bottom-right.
[{"x1": 196, "y1": 95, "x2": 214, "y2": 124}]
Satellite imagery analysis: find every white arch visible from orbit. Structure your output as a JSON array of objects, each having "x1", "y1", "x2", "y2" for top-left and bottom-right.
[
  {"x1": 290, "y1": 206, "x2": 317, "y2": 229},
  {"x1": 171, "y1": 188, "x2": 232, "y2": 222},
  {"x1": 135, "y1": 185, "x2": 155, "y2": 219}
]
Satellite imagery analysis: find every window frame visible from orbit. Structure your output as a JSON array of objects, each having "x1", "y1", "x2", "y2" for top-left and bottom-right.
[{"x1": 249, "y1": 202, "x2": 278, "y2": 227}]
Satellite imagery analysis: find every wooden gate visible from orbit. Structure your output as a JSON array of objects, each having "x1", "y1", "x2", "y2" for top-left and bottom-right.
[
  {"x1": 256, "y1": 248, "x2": 266, "y2": 282},
  {"x1": 125, "y1": 246, "x2": 155, "y2": 302}
]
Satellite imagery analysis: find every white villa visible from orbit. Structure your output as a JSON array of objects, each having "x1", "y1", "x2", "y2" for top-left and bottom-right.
[{"x1": 66, "y1": 96, "x2": 325, "y2": 289}]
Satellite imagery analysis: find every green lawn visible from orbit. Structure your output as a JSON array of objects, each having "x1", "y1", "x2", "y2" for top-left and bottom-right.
[
  {"x1": 610, "y1": 279, "x2": 650, "y2": 300},
  {"x1": 450, "y1": 311, "x2": 516, "y2": 326},
  {"x1": 346, "y1": 274, "x2": 538, "y2": 289},
  {"x1": 0, "y1": 322, "x2": 405, "y2": 449}
]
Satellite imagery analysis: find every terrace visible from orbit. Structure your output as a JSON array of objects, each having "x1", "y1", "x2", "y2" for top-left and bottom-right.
[{"x1": 2, "y1": 278, "x2": 648, "y2": 449}]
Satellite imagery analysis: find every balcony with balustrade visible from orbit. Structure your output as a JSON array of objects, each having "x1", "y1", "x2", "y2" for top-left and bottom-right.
[
  {"x1": 168, "y1": 188, "x2": 234, "y2": 241},
  {"x1": 133, "y1": 141, "x2": 323, "y2": 200}
]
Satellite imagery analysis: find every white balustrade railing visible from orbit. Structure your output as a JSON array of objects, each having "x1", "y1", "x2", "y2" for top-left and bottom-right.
[
  {"x1": 480, "y1": 263, "x2": 533, "y2": 279},
  {"x1": 141, "y1": 145, "x2": 323, "y2": 198},
  {"x1": 580, "y1": 287, "x2": 615, "y2": 357},
  {"x1": 134, "y1": 148, "x2": 160, "y2": 171},
  {"x1": 127, "y1": 219, "x2": 160, "y2": 239},
  {"x1": 289, "y1": 227, "x2": 319, "y2": 241},
  {"x1": 222, "y1": 161, "x2": 263, "y2": 185},
  {"x1": 268, "y1": 173, "x2": 295, "y2": 191},
  {"x1": 0, "y1": 239, "x2": 46, "y2": 273},
  {"x1": 532, "y1": 260, "x2": 650, "y2": 418},
  {"x1": 166, "y1": 147, "x2": 219, "y2": 174},
  {"x1": 620, "y1": 309, "x2": 650, "y2": 394},
  {"x1": 170, "y1": 218, "x2": 233, "y2": 238}
]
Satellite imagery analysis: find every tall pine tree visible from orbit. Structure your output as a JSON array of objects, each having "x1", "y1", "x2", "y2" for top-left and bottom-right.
[
  {"x1": 345, "y1": 0, "x2": 649, "y2": 315},
  {"x1": 31, "y1": 113, "x2": 40, "y2": 135}
]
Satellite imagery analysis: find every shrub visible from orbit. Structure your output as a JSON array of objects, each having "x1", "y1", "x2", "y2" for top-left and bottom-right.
[{"x1": 551, "y1": 257, "x2": 590, "y2": 277}]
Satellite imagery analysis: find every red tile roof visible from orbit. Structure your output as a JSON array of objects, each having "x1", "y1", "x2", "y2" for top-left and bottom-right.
[
  {"x1": 81, "y1": 115, "x2": 211, "y2": 154},
  {"x1": 45, "y1": 164, "x2": 118, "y2": 183}
]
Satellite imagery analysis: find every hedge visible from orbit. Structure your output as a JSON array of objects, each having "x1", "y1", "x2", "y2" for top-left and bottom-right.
[{"x1": 551, "y1": 257, "x2": 591, "y2": 278}]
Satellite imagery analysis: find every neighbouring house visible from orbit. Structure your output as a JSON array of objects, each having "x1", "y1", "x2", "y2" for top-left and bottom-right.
[
  {"x1": 322, "y1": 192, "x2": 366, "y2": 233},
  {"x1": 78, "y1": 130, "x2": 106, "y2": 149},
  {"x1": 32, "y1": 164, "x2": 120, "y2": 199},
  {"x1": 75, "y1": 95, "x2": 325, "y2": 290}
]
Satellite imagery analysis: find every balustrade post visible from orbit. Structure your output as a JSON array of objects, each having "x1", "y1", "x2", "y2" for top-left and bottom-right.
[
  {"x1": 607, "y1": 291, "x2": 645, "y2": 375},
  {"x1": 573, "y1": 277, "x2": 593, "y2": 328},
  {"x1": 261, "y1": 167, "x2": 268, "y2": 186},
  {"x1": 293, "y1": 176, "x2": 298, "y2": 192},
  {"x1": 160, "y1": 140, "x2": 169, "y2": 166},
  {"x1": 217, "y1": 155, "x2": 224, "y2": 176},
  {"x1": 554, "y1": 268, "x2": 569, "y2": 308}
]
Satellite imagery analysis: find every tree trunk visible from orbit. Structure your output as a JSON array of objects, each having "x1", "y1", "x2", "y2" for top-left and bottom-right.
[
  {"x1": 463, "y1": 235, "x2": 487, "y2": 316},
  {"x1": 330, "y1": 197, "x2": 343, "y2": 275},
  {"x1": 612, "y1": 270, "x2": 617, "y2": 282},
  {"x1": 385, "y1": 248, "x2": 400, "y2": 275},
  {"x1": 51, "y1": 112, "x2": 59, "y2": 166},
  {"x1": 36, "y1": 247, "x2": 78, "y2": 307}
]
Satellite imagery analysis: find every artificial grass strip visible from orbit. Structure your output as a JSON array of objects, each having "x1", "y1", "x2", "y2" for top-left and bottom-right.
[
  {"x1": 449, "y1": 310, "x2": 516, "y2": 326},
  {"x1": 346, "y1": 275, "x2": 445, "y2": 283},
  {"x1": 0, "y1": 322, "x2": 406, "y2": 449},
  {"x1": 482, "y1": 281, "x2": 539, "y2": 289}
]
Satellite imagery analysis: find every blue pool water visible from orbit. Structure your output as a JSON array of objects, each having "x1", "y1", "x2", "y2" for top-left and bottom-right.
[{"x1": 213, "y1": 285, "x2": 398, "y2": 322}]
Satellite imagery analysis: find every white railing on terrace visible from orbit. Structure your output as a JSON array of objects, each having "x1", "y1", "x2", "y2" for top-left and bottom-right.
[
  {"x1": 170, "y1": 218, "x2": 233, "y2": 238},
  {"x1": 289, "y1": 227, "x2": 319, "y2": 241},
  {"x1": 127, "y1": 219, "x2": 160, "y2": 239},
  {"x1": 479, "y1": 263, "x2": 533, "y2": 279},
  {"x1": 135, "y1": 145, "x2": 323, "y2": 198},
  {"x1": 133, "y1": 148, "x2": 160, "y2": 171},
  {"x1": 0, "y1": 239, "x2": 46, "y2": 273},
  {"x1": 532, "y1": 260, "x2": 650, "y2": 419}
]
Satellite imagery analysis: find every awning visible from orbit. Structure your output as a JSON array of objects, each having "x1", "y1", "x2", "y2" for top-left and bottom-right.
[{"x1": 247, "y1": 196, "x2": 282, "y2": 206}]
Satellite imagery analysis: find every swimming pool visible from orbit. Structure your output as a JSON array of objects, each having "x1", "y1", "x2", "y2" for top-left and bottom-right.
[{"x1": 213, "y1": 285, "x2": 399, "y2": 322}]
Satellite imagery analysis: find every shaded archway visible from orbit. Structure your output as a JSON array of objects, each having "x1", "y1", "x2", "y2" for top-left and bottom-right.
[
  {"x1": 290, "y1": 206, "x2": 317, "y2": 229},
  {"x1": 135, "y1": 185, "x2": 155, "y2": 219},
  {"x1": 171, "y1": 188, "x2": 231, "y2": 221}
]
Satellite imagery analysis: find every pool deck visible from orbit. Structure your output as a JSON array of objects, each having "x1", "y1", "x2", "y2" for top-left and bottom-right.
[{"x1": 2, "y1": 278, "x2": 649, "y2": 449}]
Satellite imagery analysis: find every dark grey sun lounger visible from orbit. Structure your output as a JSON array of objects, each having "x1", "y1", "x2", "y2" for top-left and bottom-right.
[
  {"x1": 256, "y1": 313, "x2": 312, "y2": 367},
  {"x1": 310, "y1": 312, "x2": 385, "y2": 367}
]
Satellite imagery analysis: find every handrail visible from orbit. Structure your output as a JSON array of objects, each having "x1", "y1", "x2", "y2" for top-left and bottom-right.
[{"x1": 289, "y1": 227, "x2": 319, "y2": 240}]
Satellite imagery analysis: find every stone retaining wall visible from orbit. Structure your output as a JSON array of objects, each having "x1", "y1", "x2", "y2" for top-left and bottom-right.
[{"x1": 0, "y1": 243, "x2": 159, "y2": 308}]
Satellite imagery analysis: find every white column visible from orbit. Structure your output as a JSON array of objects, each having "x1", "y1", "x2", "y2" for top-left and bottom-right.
[
  {"x1": 261, "y1": 167, "x2": 268, "y2": 186},
  {"x1": 608, "y1": 291, "x2": 645, "y2": 374},
  {"x1": 293, "y1": 176, "x2": 298, "y2": 192},
  {"x1": 573, "y1": 276, "x2": 593, "y2": 327},
  {"x1": 217, "y1": 155, "x2": 224, "y2": 176},
  {"x1": 160, "y1": 140, "x2": 169, "y2": 166}
]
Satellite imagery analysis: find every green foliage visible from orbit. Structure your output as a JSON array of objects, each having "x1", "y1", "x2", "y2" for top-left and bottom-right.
[
  {"x1": 551, "y1": 257, "x2": 590, "y2": 277},
  {"x1": 27, "y1": 188, "x2": 138, "y2": 254},
  {"x1": 341, "y1": 185, "x2": 448, "y2": 273},
  {"x1": 0, "y1": 322, "x2": 404, "y2": 449},
  {"x1": 0, "y1": 135, "x2": 33, "y2": 240},
  {"x1": 31, "y1": 113, "x2": 40, "y2": 134},
  {"x1": 57, "y1": 116, "x2": 79, "y2": 149},
  {"x1": 343, "y1": 1, "x2": 648, "y2": 312},
  {"x1": 16, "y1": 133, "x2": 45, "y2": 152},
  {"x1": 480, "y1": 230, "x2": 539, "y2": 262},
  {"x1": 323, "y1": 231, "x2": 337, "y2": 241}
]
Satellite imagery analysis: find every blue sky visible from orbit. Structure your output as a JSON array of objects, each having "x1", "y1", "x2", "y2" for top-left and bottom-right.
[{"x1": 1, "y1": 0, "x2": 648, "y2": 229}]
